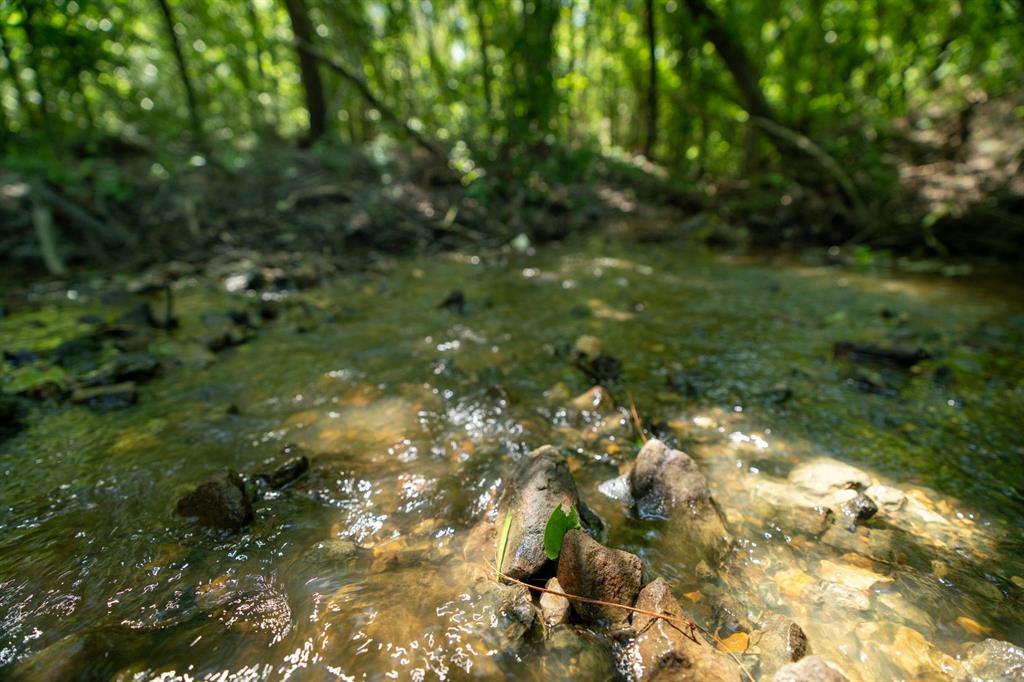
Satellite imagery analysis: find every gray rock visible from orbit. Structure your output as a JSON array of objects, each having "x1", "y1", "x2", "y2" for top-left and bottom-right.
[
  {"x1": 631, "y1": 578, "x2": 741, "y2": 681},
  {"x1": 630, "y1": 439, "x2": 712, "y2": 518},
  {"x1": 306, "y1": 538, "x2": 358, "y2": 564},
  {"x1": 773, "y1": 655, "x2": 850, "y2": 682},
  {"x1": 175, "y1": 470, "x2": 254, "y2": 531},
  {"x1": 959, "y1": 639, "x2": 1024, "y2": 681},
  {"x1": 540, "y1": 577, "x2": 571, "y2": 628},
  {"x1": 753, "y1": 614, "x2": 810, "y2": 678},
  {"x1": 556, "y1": 529, "x2": 642, "y2": 624},
  {"x1": 788, "y1": 458, "x2": 871, "y2": 497},
  {"x1": 498, "y1": 445, "x2": 583, "y2": 579}
]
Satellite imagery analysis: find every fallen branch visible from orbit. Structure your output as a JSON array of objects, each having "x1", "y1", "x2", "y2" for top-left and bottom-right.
[
  {"x1": 32, "y1": 181, "x2": 137, "y2": 249},
  {"x1": 490, "y1": 566, "x2": 755, "y2": 682},
  {"x1": 751, "y1": 116, "x2": 871, "y2": 227}
]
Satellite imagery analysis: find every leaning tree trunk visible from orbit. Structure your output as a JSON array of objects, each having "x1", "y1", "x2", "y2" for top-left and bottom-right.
[
  {"x1": 681, "y1": 0, "x2": 868, "y2": 222},
  {"x1": 642, "y1": 0, "x2": 658, "y2": 159},
  {"x1": 153, "y1": 0, "x2": 204, "y2": 148},
  {"x1": 281, "y1": 0, "x2": 327, "y2": 143}
]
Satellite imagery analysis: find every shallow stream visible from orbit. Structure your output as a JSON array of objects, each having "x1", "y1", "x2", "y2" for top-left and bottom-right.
[{"x1": 1, "y1": 236, "x2": 1023, "y2": 680}]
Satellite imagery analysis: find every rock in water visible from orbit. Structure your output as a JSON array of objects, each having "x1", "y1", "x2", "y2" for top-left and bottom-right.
[
  {"x1": 176, "y1": 470, "x2": 254, "y2": 531},
  {"x1": 263, "y1": 454, "x2": 310, "y2": 489},
  {"x1": 773, "y1": 655, "x2": 849, "y2": 681},
  {"x1": 630, "y1": 439, "x2": 712, "y2": 517},
  {"x1": 630, "y1": 578, "x2": 741, "y2": 681},
  {"x1": 959, "y1": 639, "x2": 1024, "y2": 681},
  {"x1": 556, "y1": 529, "x2": 642, "y2": 624},
  {"x1": 752, "y1": 614, "x2": 810, "y2": 677},
  {"x1": 628, "y1": 439, "x2": 731, "y2": 557},
  {"x1": 787, "y1": 458, "x2": 871, "y2": 497},
  {"x1": 540, "y1": 577, "x2": 571, "y2": 628},
  {"x1": 498, "y1": 445, "x2": 585, "y2": 580}
]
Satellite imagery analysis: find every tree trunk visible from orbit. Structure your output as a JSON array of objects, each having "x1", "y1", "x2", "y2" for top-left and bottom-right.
[
  {"x1": 642, "y1": 0, "x2": 658, "y2": 159},
  {"x1": 281, "y1": 0, "x2": 327, "y2": 143},
  {"x1": 19, "y1": 4, "x2": 53, "y2": 140},
  {"x1": 470, "y1": 0, "x2": 493, "y2": 123},
  {"x1": 681, "y1": 0, "x2": 868, "y2": 220},
  {"x1": 153, "y1": 0, "x2": 204, "y2": 148},
  {"x1": 681, "y1": 0, "x2": 776, "y2": 124}
]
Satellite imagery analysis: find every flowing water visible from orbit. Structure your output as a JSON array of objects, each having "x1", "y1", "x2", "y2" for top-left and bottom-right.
[{"x1": 1, "y1": 235, "x2": 1023, "y2": 681}]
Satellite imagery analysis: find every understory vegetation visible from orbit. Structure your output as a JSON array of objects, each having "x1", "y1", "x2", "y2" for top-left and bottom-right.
[{"x1": 1, "y1": 0, "x2": 1022, "y2": 273}]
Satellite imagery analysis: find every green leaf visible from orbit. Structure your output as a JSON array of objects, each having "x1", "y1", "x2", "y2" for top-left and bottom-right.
[
  {"x1": 544, "y1": 502, "x2": 581, "y2": 561},
  {"x1": 495, "y1": 512, "x2": 513, "y2": 572}
]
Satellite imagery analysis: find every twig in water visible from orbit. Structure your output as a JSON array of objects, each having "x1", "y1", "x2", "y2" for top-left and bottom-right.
[{"x1": 627, "y1": 392, "x2": 647, "y2": 443}]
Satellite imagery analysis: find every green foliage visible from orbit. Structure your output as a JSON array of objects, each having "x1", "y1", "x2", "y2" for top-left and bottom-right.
[
  {"x1": 494, "y1": 511, "x2": 512, "y2": 571},
  {"x1": 543, "y1": 501, "x2": 581, "y2": 561},
  {"x1": 0, "y1": 0, "x2": 1020, "y2": 244}
]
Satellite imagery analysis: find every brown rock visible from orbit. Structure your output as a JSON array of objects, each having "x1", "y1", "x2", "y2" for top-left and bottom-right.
[
  {"x1": 631, "y1": 578, "x2": 742, "y2": 681},
  {"x1": 540, "y1": 577, "x2": 571, "y2": 628},
  {"x1": 498, "y1": 445, "x2": 582, "y2": 579},
  {"x1": 630, "y1": 439, "x2": 712, "y2": 518},
  {"x1": 752, "y1": 614, "x2": 810, "y2": 677},
  {"x1": 556, "y1": 529, "x2": 642, "y2": 624},
  {"x1": 175, "y1": 470, "x2": 253, "y2": 531}
]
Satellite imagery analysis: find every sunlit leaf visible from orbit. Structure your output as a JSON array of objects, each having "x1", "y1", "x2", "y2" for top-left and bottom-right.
[{"x1": 543, "y1": 502, "x2": 581, "y2": 561}]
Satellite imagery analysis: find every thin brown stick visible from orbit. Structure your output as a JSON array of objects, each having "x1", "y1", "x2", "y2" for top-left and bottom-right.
[
  {"x1": 491, "y1": 566, "x2": 755, "y2": 682},
  {"x1": 627, "y1": 391, "x2": 648, "y2": 443}
]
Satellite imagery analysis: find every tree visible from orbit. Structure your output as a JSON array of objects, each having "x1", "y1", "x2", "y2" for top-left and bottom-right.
[
  {"x1": 642, "y1": 0, "x2": 657, "y2": 158},
  {"x1": 281, "y1": 0, "x2": 327, "y2": 143},
  {"x1": 153, "y1": 0, "x2": 204, "y2": 147}
]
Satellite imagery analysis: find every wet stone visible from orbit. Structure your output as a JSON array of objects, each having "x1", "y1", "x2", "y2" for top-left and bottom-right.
[
  {"x1": 630, "y1": 577, "x2": 741, "y2": 681},
  {"x1": 958, "y1": 638, "x2": 1024, "y2": 681},
  {"x1": 540, "y1": 577, "x2": 571, "y2": 629},
  {"x1": 773, "y1": 655, "x2": 850, "y2": 682},
  {"x1": 175, "y1": 470, "x2": 254, "y2": 531},
  {"x1": 260, "y1": 452, "x2": 310, "y2": 489},
  {"x1": 556, "y1": 529, "x2": 642, "y2": 625},
  {"x1": 498, "y1": 444, "x2": 586, "y2": 580},
  {"x1": 752, "y1": 614, "x2": 810, "y2": 678},
  {"x1": 837, "y1": 490, "x2": 878, "y2": 523},
  {"x1": 630, "y1": 438, "x2": 712, "y2": 518}
]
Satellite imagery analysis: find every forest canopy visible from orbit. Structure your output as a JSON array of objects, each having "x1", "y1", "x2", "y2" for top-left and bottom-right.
[{"x1": 1, "y1": 0, "x2": 1022, "y2": 260}]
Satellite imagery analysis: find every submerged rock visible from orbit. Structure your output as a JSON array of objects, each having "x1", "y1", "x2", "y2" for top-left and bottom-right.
[
  {"x1": 630, "y1": 578, "x2": 741, "y2": 681},
  {"x1": 260, "y1": 453, "x2": 310, "y2": 489},
  {"x1": 7, "y1": 626, "x2": 139, "y2": 682},
  {"x1": 438, "y1": 289, "x2": 466, "y2": 314},
  {"x1": 773, "y1": 655, "x2": 849, "y2": 682},
  {"x1": 556, "y1": 529, "x2": 642, "y2": 624},
  {"x1": 175, "y1": 470, "x2": 254, "y2": 531},
  {"x1": 958, "y1": 638, "x2": 1024, "y2": 681},
  {"x1": 752, "y1": 614, "x2": 810, "y2": 677},
  {"x1": 498, "y1": 445, "x2": 591, "y2": 580},
  {"x1": 788, "y1": 458, "x2": 871, "y2": 497}
]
